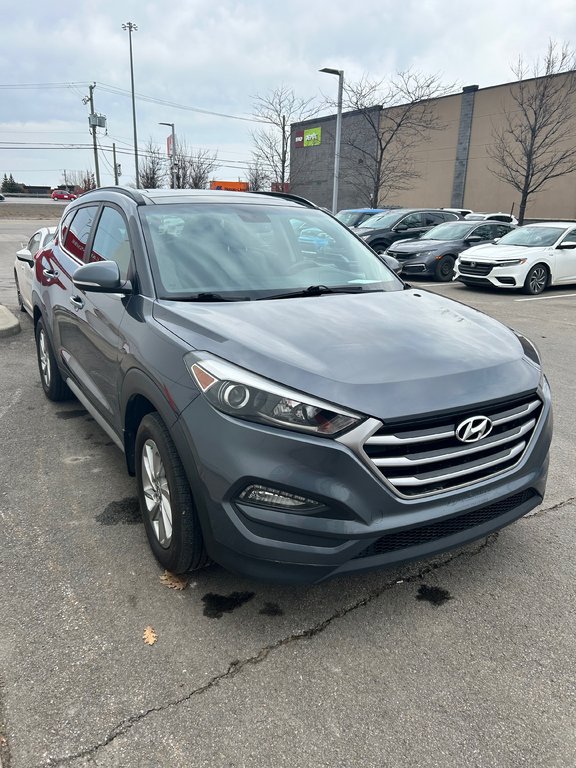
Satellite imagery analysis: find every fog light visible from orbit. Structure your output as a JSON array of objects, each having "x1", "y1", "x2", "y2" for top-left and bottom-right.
[{"x1": 238, "y1": 484, "x2": 322, "y2": 510}]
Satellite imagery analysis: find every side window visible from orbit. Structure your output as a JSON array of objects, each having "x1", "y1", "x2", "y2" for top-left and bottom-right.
[
  {"x1": 63, "y1": 206, "x2": 98, "y2": 261},
  {"x1": 400, "y1": 213, "x2": 423, "y2": 229},
  {"x1": 27, "y1": 233, "x2": 41, "y2": 255},
  {"x1": 90, "y1": 206, "x2": 131, "y2": 280},
  {"x1": 472, "y1": 224, "x2": 494, "y2": 240},
  {"x1": 494, "y1": 224, "x2": 511, "y2": 238},
  {"x1": 424, "y1": 212, "x2": 445, "y2": 227},
  {"x1": 561, "y1": 228, "x2": 576, "y2": 243},
  {"x1": 59, "y1": 210, "x2": 75, "y2": 246}
]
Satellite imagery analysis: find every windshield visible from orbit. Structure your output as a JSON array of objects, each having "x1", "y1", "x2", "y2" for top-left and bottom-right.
[
  {"x1": 356, "y1": 210, "x2": 403, "y2": 229},
  {"x1": 335, "y1": 210, "x2": 365, "y2": 226},
  {"x1": 420, "y1": 222, "x2": 476, "y2": 241},
  {"x1": 139, "y1": 203, "x2": 403, "y2": 300},
  {"x1": 497, "y1": 226, "x2": 566, "y2": 247}
]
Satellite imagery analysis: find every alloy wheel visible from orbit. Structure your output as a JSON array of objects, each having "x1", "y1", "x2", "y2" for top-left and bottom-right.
[
  {"x1": 38, "y1": 329, "x2": 51, "y2": 387},
  {"x1": 528, "y1": 266, "x2": 547, "y2": 294},
  {"x1": 141, "y1": 439, "x2": 172, "y2": 548}
]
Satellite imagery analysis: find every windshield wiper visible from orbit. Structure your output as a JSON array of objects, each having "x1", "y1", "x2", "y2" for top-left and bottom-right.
[
  {"x1": 260, "y1": 284, "x2": 376, "y2": 300},
  {"x1": 176, "y1": 292, "x2": 251, "y2": 302}
]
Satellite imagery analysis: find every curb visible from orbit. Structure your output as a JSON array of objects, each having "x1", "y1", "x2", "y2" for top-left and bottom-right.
[{"x1": 0, "y1": 305, "x2": 21, "y2": 338}]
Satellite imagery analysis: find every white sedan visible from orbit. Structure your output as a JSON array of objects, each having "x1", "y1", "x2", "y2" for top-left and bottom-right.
[
  {"x1": 454, "y1": 222, "x2": 576, "y2": 295},
  {"x1": 14, "y1": 227, "x2": 56, "y2": 315}
]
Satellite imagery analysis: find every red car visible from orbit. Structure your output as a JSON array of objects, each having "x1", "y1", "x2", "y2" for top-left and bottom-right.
[{"x1": 51, "y1": 189, "x2": 77, "y2": 201}]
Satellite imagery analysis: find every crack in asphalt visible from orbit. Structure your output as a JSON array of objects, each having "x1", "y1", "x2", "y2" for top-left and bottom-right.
[{"x1": 36, "y1": 535, "x2": 497, "y2": 767}]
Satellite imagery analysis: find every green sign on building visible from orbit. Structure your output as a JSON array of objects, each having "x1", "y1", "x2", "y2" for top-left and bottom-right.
[{"x1": 303, "y1": 127, "x2": 322, "y2": 147}]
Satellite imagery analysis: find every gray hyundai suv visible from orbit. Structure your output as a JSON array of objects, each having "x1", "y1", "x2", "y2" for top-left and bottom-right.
[{"x1": 32, "y1": 188, "x2": 552, "y2": 584}]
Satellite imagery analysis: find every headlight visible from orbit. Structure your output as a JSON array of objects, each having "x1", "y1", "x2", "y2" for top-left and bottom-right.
[
  {"x1": 496, "y1": 258, "x2": 527, "y2": 266},
  {"x1": 414, "y1": 250, "x2": 438, "y2": 258},
  {"x1": 360, "y1": 233, "x2": 371, "y2": 240},
  {"x1": 185, "y1": 353, "x2": 363, "y2": 437}
]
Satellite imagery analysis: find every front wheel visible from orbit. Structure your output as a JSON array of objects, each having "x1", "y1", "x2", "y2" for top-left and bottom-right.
[
  {"x1": 35, "y1": 318, "x2": 70, "y2": 401},
  {"x1": 434, "y1": 255, "x2": 456, "y2": 282},
  {"x1": 14, "y1": 271, "x2": 25, "y2": 312},
  {"x1": 135, "y1": 413, "x2": 208, "y2": 574},
  {"x1": 522, "y1": 264, "x2": 549, "y2": 295},
  {"x1": 372, "y1": 242, "x2": 390, "y2": 255}
]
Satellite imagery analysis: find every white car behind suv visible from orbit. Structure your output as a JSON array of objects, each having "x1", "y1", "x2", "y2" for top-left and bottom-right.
[{"x1": 454, "y1": 222, "x2": 576, "y2": 294}]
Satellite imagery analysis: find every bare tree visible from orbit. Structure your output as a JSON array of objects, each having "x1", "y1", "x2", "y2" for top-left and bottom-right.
[
  {"x1": 172, "y1": 141, "x2": 218, "y2": 189},
  {"x1": 138, "y1": 138, "x2": 166, "y2": 189},
  {"x1": 188, "y1": 148, "x2": 219, "y2": 189},
  {"x1": 488, "y1": 41, "x2": 576, "y2": 224},
  {"x1": 251, "y1": 85, "x2": 318, "y2": 187},
  {"x1": 246, "y1": 157, "x2": 270, "y2": 191},
  {"x1": 60, "y1": 169, "x2": 95, "y2": 192},
  {"x1": 333, "y1": 71, "x2": 453, "y2": 207}
]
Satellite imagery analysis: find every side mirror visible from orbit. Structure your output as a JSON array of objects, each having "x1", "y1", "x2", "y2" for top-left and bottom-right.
[
  {"x1": 73, "y1": 260, "x2": 132, "y2": 294},
  {"x1": 16, "y1": 249, "x2": 33, "y2": 265},
  {"x1": 465, "y1": 235, "x2": 482, "y2": 245},
  {"x1": 557, "y1": 240, "x2": 576, "y2": 250},
  {"x1": 379, "y1": 254, "x2": 402, "y2": 274},
  {"x1": 393, "y1": 223, "x2": 408, "y2": 232}
]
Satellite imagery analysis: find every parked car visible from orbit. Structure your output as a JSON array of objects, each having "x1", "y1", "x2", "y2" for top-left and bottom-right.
[
  {"x1": 352, "y1": 208, "x2": 460, "y2": 253},
  {"x1": 51, "y1": 189, "x2": 77, "y2": 201},
  {"x1": 14, "y1": 226, "x2": 56, "y2": 315},
  {"x1": 465, "y1": 212, "x2": 518, "y2": 225},
  {"x1": 336, "y1": 208, "x2": 390, "y2": 228},
  {"x1": 0, "y1": 193, "x2": 5, "y2": 202},
  {"x1": 387, "y1": 220, "x2": 514, "y2": 281},
  {"x1": 455, "y1": 222, "x2": 576, "y2": 294},
  {"x1": 32, "y1": 187, "x2": 551, "y2": 584}
]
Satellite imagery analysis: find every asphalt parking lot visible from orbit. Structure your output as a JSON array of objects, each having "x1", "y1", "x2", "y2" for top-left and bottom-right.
[{"x1": 0, "y1": 214, "x2": 575, "y2": 768}]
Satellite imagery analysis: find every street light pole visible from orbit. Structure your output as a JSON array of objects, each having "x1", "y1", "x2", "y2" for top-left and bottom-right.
[
  {"x1": 320, "y1": 67, "x2": 344, "y2": 214},
  {"x1": 122, "y1": 22, "x2": 140, "y2": 188},
  {"x1": 159, "y1": 122, "x2": 176, "y2": 188}
]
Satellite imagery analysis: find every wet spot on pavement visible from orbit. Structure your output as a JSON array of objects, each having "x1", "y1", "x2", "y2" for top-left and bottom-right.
[
  {"x1": 259, "y1": 602, "x2": 284, "y2": 616},
  {"x1": 55, "y1": 409, "x2": 87, "y2": 420},
  {"x1": 416, "y1": 584, "x2": 452, "y2": 606},
  {"x1": 202, "y1": 591, "x2": 255, "y2": 619},
  {"x1": 96, "y1": 497, "x2": 141, "y2": 525}
]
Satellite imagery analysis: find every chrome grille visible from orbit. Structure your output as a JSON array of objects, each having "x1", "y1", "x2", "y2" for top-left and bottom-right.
[
  {"x1": 363, "y1": 395, "x2": 542, "y2": 497},
  {"x1": 459, "y1": 260, "x2": 494, "y2": 276}
]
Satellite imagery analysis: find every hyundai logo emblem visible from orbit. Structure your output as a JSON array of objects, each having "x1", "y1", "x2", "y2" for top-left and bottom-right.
[
  {"x1": 470, "y1": 261, "x2": 476, "y2": 267},
  {"x1": 455, "y1": 415, "x2": 492, "y2": 443}
]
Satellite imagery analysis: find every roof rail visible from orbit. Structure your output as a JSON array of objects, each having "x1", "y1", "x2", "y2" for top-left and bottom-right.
[
  {"x1": 84, "y1": 186, "x2": 148, "y2": 204},
  {"x1": 254, "y1": 191, "x2": 318, "y2": 209}
]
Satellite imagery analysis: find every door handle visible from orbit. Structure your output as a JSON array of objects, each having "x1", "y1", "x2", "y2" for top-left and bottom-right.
[
  {"x1": 69, "y1": 295, "x2": 84, "y2": 310},
  {"x1": 43, "y1": 268, "x2": 59, "y2": 279}
]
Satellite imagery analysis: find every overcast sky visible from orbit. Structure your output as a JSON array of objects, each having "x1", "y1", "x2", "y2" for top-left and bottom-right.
[{"x1": 1, "y1": 0, "x2": 575, "y2": 188}]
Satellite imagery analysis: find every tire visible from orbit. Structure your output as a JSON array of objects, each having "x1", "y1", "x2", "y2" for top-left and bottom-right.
[
  {"x1": 372, "y1": 242, "x2": 390, "y2": 255},
  {"x1": 522, "y1": 264, "x2": 549, "y2": 295},
  {"x1": 35, "y1": 318, "x2": 71, "y2": 401},
  {"x1": 135, "y1": 412, "x2": 208, "y2": 574},
  {"x1": 14, "y1": 271, "x2": 25, "y2": 312},
  {"x1": 434, "y1": 255, "x2": 456, "y2": 282}
]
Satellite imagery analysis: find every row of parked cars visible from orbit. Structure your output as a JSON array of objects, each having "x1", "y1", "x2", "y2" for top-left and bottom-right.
[
  {"x1": 13, "y1": 186, "x2": 552, "y2": 585},
  {"x1": 334, "y1": 206, "x2": 576, "y2": 294}
]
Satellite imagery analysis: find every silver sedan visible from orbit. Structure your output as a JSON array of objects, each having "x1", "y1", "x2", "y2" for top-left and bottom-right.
[{"x1": 14, "y1": 226, "x2": 56, "y2": 315}]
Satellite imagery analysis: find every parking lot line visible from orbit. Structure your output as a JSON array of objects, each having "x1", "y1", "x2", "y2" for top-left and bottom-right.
[{"x1": 515, "y1": 293, "x2": 576, "y2": 302}]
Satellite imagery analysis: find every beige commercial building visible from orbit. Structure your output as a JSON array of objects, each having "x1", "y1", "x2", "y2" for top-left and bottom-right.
[{"x1": 290, "y1": 71, "x2": 576, "y2": 221}]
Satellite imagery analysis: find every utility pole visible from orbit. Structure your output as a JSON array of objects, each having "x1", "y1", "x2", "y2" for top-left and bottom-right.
[
  {"x1": 122, "y1": 22, "x2": 140, "y2": 187},
  {"x1": 88, "y1": 83, "x2": 101, "y2": 187},
  {"x1": 113, "y1": 143, "x2": 119, "y2": 185}
]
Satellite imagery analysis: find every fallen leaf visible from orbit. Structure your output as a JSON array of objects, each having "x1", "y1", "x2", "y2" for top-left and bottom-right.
[
  {"x1": 143, "y1": 626, "x2": 157, "y2": 645},
  {"x1": 160, "y1": 570, "x2": 188, "y2": 591}
]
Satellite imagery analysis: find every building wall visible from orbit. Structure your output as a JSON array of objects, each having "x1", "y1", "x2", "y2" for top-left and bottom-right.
[
  {"x1": 290, "y1": 107, "x2": 382, "y2": 210},
  {"x1": 290, "y1": 71, "x2": 576, "y2": 220}
]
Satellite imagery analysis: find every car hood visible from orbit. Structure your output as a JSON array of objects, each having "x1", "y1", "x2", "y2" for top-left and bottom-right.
[
  {"x1": 153, "y1": 290, "x2": 540, "y2": 421},
  {"x1": 460, "y1": 244, "x2": 543, "y2": 261},
  {"x1": 389, "y1": 239, "x2": 447, "y2": 254}
]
